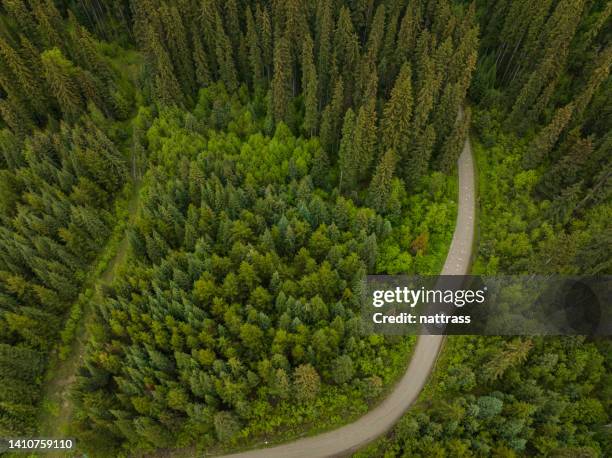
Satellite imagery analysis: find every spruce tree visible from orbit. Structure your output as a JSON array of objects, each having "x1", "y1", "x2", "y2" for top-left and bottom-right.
[
  {"x1": 368, "y1": 148, "x2": 398, "y2": 213},
  {"x1": 395, "y1": 0, "x2": 421, "y2": 66},
  {"x1": 271, "y1": 34, "x2": 292, "y2": 123},
  {"x1": 214, "y1": 11, "x2": 238, "y2": 93},
  {"x1": 315, "y1": 0, "x2": 333, "y2": 105},
  {"x1": 256, "y1": 4, "x2": 273, "y2": 82},
  {"x1": 245, "y1": 6, "x2": 264, "y2": 89},
  {"x1": 302, "y1": 34, "x2": 319, "y2": 136},
  {"x1": 526, "y1": 103, "x2": 575, "y2": 168},
  {"x1": 338, "y1": 108, "x2": 356, "y2": 191},
  {"x1": 352, "y1": 96, "x2": 378, "y2": 185},
  {"x1": 333, "y1": 7, "x2": 360, "y2": 104},
  {"x1": 319, "y1": 77, "x2": 344, "y2": 154},
  {"x1": 40, "y1": 48, "x2": 83, "y2": 121},
  {"x1": 381, "y1": 63, "x2": 413, "y2": 157},
  {"x1": 192, "y1": 33, "x2": 212, "y2": 87}
]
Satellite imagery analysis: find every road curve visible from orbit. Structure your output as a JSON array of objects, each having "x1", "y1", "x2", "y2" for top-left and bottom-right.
[{"x1": 224, "y1": 135, "x2": 476, "y2": 458}]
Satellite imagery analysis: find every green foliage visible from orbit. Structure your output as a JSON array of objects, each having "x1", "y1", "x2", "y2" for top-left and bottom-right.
[
  {"x1": 357, "y1": 336, "x2": 610, "y2": 457},
  {"x1": 70, "y1": 91, "x2": 425, "y2": 454}
]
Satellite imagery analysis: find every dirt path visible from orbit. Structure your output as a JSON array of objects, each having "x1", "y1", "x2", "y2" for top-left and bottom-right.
[
  {"x1": 37, "y1": 182, "x2": 141, "y2": 448},
  {"x1": 223, "y1": 135, "x2": 476, "y2": 458}
]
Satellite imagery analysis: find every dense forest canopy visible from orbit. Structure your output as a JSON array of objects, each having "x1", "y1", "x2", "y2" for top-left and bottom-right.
[{"x1": 0, "y1": 0, "x2": 609, "y2": 456}]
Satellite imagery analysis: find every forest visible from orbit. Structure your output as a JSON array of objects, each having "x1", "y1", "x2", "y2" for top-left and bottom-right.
[{"x1": 0, "y1": 0, "x2": 609, "y2": 457}]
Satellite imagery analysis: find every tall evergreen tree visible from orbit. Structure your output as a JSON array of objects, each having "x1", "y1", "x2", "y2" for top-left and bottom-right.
[
  {"x1": 338, "y1": 108, "x2": 356, "y2": 191},
  {"x1": 40, "y1": 48, "x2": 83, "y2": 120},
  {"x1": 245, "y1": 6, "x2": 264, "y2": 89},
  {"x1": 368, "y1": 148, "x2": 398, "y2": 213},
  {"x1": 302, "y1": 34, "x2": 319, "y2": 136},
  {"x1": 271, "y1": 34, "x2": 292, "y2": 123},
  {"x1": 319, "y1": 77, "x2": 344, "y2": 154},
  {"x1": 381, "y1": 63, "x2": 413, "y2": 157},
  {"x1": 214, "y1": 11, "x2": 238, "y2": 93},
  {"x1": 526, "y1": 103, "x2": 575, "y2": 168}
]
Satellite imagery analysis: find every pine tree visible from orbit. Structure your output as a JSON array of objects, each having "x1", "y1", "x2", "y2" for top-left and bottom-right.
[
  {"x1": 214, "y1": 11, "x2": 238, "y2": 93},
  {"x1": 73, "y1": 23, "x2": 114, "y2": 84},
  {"x1": 364, "y1": 4, "x2": 386, "y2": 64},
  {"x1": 200, "y1": 0, "x2": 219, "y2": 65},
  {"x1": 245, "y1": 6, "x2": 264, "y2": 89},
  {"x1": 319, "y1": 77, "x2": 344, "y2": 154},
  {"x1": 192, "y1": 33, "x2": 211, "y2": 88},
  {"x1": 224, "y1": 0, "x2": 242, "y2": 57},
  {"x1": 405, "y1": 124, "x2": 436, "y2": 186},
  {"x1": 538, "y1": 133, "x2": 593, "y2": 198},
  {"x1": 573, "y1": 45, "x2": 612, "y2": 119},
  {"x1": 338, "y1": 108, "x2": 356, "y2": 191},
  {"x1": 4, "y1": 0, "x2": 38, "y2": 42},
  {"x1": 333, "y1": 7, "x2": 360, "y2": 105},
  {"x1": 160, "y1": 3, "x2": 195, "y2": 96},
  {"x1": 302, "y1": 33, "x2": 318, "y2": 135},
  {"x1": 32, "y1": 0, "x2": 63, "y2": 48},
  {"x1": 0, "y1": 96, "x2": 34, "y2": 138},
  {"x1": 271, "y1": 34, "x2": 293, "y2": 123},
  {"x1": 40, "y1": 48, "x2": 83, "y2": 120},
  {"x1": 395, "y1": 0, "x2": 421, "y2": 66},
  {"x1": 285, "y1": 0, "x2": 307, "y2": 60},
  {"x1": 526, "y1": 103, "x2": 575, "y2": 168},
  {"x1": 352, "y1": 96, "x2": 378, "y2": 185},
  {"x1": 315, "y1": 0, "x2": 333, "y2": 105},
  {"x1": 256, "y1": 3, "x2": 273, "y2": 82},
  {"x1": 381, "y1": 63, "x2": 413, "y2": 156},
  {"x1": 149, "y1": 28, "x2": 184, "y2": 107},
  {"x1": 368, "y1": 148, "x2": 398, "y2": 213},
  {"x1": 378, "y1": 3, "x2": 401, "y2": 91},
  {"x1": 0, "y1": 38, "x2": 37, "y2": 109},
  {"x1": 438, "y1": 106, "x2": 471, "y2": 173}
]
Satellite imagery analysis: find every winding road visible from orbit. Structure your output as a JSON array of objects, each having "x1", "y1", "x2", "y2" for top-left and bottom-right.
[{"x1": 224, "y1": 133, "x2": 476, "y2": 457}]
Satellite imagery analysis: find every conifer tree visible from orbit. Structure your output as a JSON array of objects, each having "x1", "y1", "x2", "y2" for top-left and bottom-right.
[
  {"x1": 573, "y1": 45, "x2": 612, "y2": 119},
  {"x1": 192, "y1": 34, "x2": 212, "y2": 87},
  {"x1": 32, "y1": 0, "x2": 63, "y2": 49},
  {"x1": 245, "y1": 7, "x2": 264, "y2": 89},
  {"x1": 438, "y1": 107, "x2": 470, "y2": 173},
  {"x1": 0, "y1": 38, "x2": 36, "y2": 106},
  {"x1": 40, "y1": 48, "x2": 83, "y2": 120},
  {"x1": 4, "y1": 0, "x2": 38, "y2": 42},
  {"x1": 224, "y1": 0, "x2": 242, "y2": 58},
  {"x1": 302, "y1": 34, "x2": 319, "y2": 136},
  {"x1": 526, "y1": 103, "x2": 575, "y2": 168},
  {"x1": 405, "y1": 124, "x2": 436, "y2": 186},
  {"x1": 73, "y1": 23, "x2": 114, "y2": 84},
  {"x1": 368, "y1": 148, "x2": 398, "y2": 213},
  {"x1": 352, "y1": 96, "x2": 378, "y2": 185},
  {"x1": 333, "y1": 7, "x2": 360, "y2": 104},
  {"x1": 395, "y1": 0, "x2": 421, "y2": 66},
  {"x1": 160, "y1": 4, "x2": 194, "y2": 96},
  {"x1": 365, "y1": 4, "x2": 386, "y2": 64},
  {"x1": 338, "y1": 108, "x2": 356, "y2": 191},
  {"x1": 200, "y1": 0, "x2": 219, "y2": 74},
  {"x1": 256, "y1": 4, "x2": 273, "y2": 82},
  {"x1": 214, "y1": 11, "x2": 238, "y2": 93},
  {"x1": 319, "y1": 77, "x2": 344, "y2": 154},
  {"x1": 381, "y1": 63, "x2": 413, "y2": 156},
  {"x1": 315, "y1": 0, "x2": 333, "y2": 105},
  {"x1": 378, "y1": 3, "x2": 401, "y2": 91},
  {"x1": 271, "y1": 34, "x2": 292, "y2": 123},
  {"x1": 149, "y1": 29, "x2": 184, "y2": 107}
]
